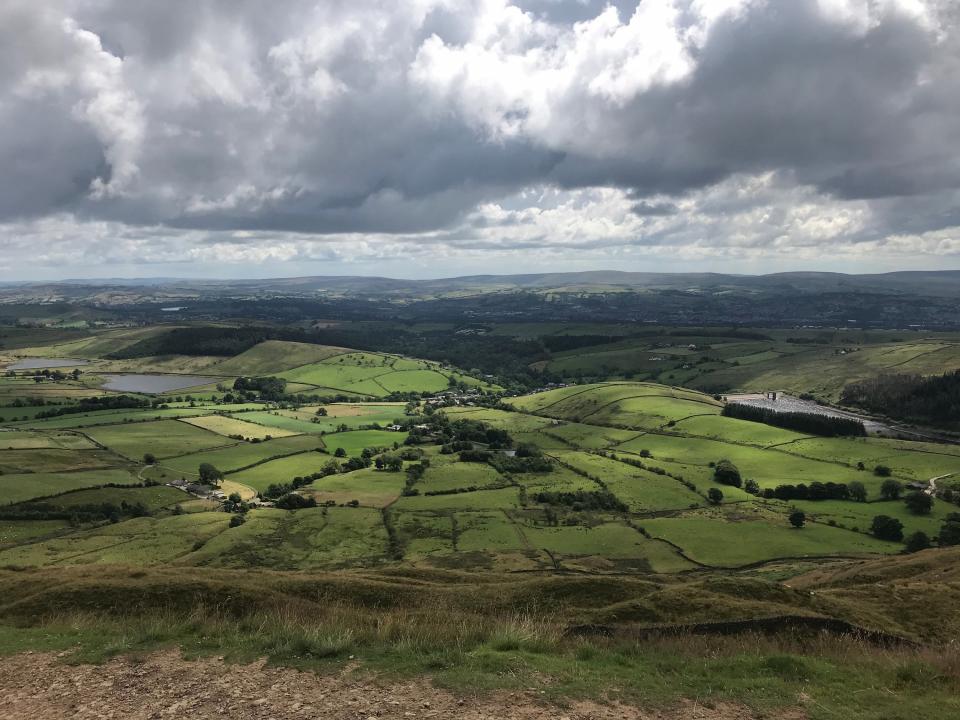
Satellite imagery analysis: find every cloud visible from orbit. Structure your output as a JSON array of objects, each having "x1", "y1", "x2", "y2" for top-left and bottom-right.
[{"x1": 0, "y1": 0, "x2": 959, "y2": 277}]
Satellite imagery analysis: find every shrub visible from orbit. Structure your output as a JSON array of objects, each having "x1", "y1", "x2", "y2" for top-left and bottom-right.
[
  {"x1": 871, "y1": 515, "x2": 904, "y2": 542},
  {"x1": 904, "y1": 491, "x2": 934, "y2": 515},
  {"x1": 275, "y1": 493, "x2": 317, "y2": 510},
  {"x1": 938, "y1": 514, "x2": 960, "y2": 546},
  {"x1": 707, "y1": 488, "x2": 723, "y2": 505},
  {"x1": 229, "y1": 514, "x2": 246, "y2": 527},
  {"x1": 874, "y1": 465, "x2": 893, "y2": 478},
  {"x1": 904, "y1": 531, "x2": 931, "y2": 553},
  {"x1": 198, "y1": 463, "x2": 223, "y2": 485},
  {"x1": 880, "y1": 479, "x2": 903, "y2": 500},
  {"x1": 848, "y1": 480, "x2": 868, "y2": 502},
  {"x1": 713, "y1": 459, "x2": 742, "y2": 488}
]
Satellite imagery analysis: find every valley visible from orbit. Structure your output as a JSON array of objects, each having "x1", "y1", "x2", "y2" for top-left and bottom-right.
[{"x1": 1, "y1": 316, "x2": 959, "y2": 719}]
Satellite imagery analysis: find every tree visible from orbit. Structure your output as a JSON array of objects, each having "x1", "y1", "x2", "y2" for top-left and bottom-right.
[
  {"x1": 229, "y1": 514, "x2": 246, "y2": 527},
  {"x1": 707, "y1": 488, "x2": 724, "y2": 505},
  {"x1": 874, "y1": 465, "x2": 892, "y2": 477},
  {"x1": 713, "y1": 459, "x2": 742, "y2": 488},
  {"x1": 334, "y1": 447, "x2": 347, "y2": 458},
  {"x1": 848, "y1": 480, "x2": 867, "y2": 502},
  {"x1": 789, "y1": 510, "x2": 806, "y2": 528},
  {"x1": 905, "y1": 531, "x2": 932, "y2": 553},
  {"x1": 744, "y1": 479, "x2": 760, "y2": 495},
  {"x1": 904, "y1": 491, "x2": 933, "y2": 515},
  {"x1": 871, "y1": 515, "x2": 904, "y2": 542},
  {"x1": 880, "y1": 479, "x2": 903, "y2": 500},
  {"x1": 198, "y1": 462, "x2": 224, "y2": 486},
  {"x1": 315, "y1": 407, "x2": 328, "y2": 416},
  {"x1": 143, "y1": 452, "x2": 157, "y2": 465}
]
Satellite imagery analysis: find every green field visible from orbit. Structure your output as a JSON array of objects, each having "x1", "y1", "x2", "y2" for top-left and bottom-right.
[
  {"x1": 2, "y1": 318, "x2": 960, "y2": 718},
  {"x1": 322, "y1": 429, "x2": 406, "y2": 457},
  {"x1": 642, "y1": 507, "x2": 897, "y2": 567},
  {"x1": 307, "y1": 467, "x2": 406, "y2": 507},
  {"x1": 228, "y1": 452, "x2": 341, "y2": 493},
  {"x1": 0, "y1": 468, "x2": 142, "y2": 505},
  {"x1": 207, "y1": 341, "x2": 350, "y2": 375},
  {"x1": 3, "y1": 329, "x2": 960, "y2": 588},
  {"x1": 179, "y1": 414, "x2": 299, "y2": 440},
  {"x1": 159, "y1": 434, "x2": 325, "y2": 476},
  {"x1": 278, "y1": 351, "x2": 488, "y2": 397},
  {"x1": 84, "y1": 420, "x2": 238, "y2": 460}
]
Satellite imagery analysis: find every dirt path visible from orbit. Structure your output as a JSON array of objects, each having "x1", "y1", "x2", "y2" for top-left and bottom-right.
[
  {"x1": 928, "y1": 472, "x2": 955, "y2": 494},
  {"x1": 0, "y1": 650, "x2": 802, "y2": 720}
]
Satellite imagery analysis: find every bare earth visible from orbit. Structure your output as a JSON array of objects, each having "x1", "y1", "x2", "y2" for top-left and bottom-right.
[{"x1": 0, "y1": 651, "x2": 805, "y2": 720}]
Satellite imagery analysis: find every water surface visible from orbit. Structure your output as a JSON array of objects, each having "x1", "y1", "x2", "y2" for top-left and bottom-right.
[{"x1": 100, "y1": 374, "x2": 220, "y2": 394}]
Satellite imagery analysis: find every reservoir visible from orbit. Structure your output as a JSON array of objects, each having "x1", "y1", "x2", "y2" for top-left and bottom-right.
[{"x1": 100, "y1": 374, "x2": 220, "y2": 394}]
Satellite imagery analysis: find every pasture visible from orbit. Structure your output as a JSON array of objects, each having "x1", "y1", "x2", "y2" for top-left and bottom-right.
[
  {"x1": 307, "y1": 467, "x2": 405, "y2": 507},
  {"x1": 322, "y1": 430, "x2": 406, "y2": 457},
  {"x1": 641, "y1": 508, "x2": 897, "y2": 567},
  {"x1": 179, "y1": 414, "x2": 299, "y2": 440},
  {"x1": 0, "y1": 468, "x2": 141, "y2": 506},
  {"x1": 3, "y1": 324, "x2": 960, "y2": 582},
  {"x1": 228, "y1": 452, "x2": 339, "y2": 493},
  {"x1": 159, "y1": 434, "x2": 324, "y2": 475},
  {"x1": 84, "y1": 420, "x2": 237, "y2": 460}
]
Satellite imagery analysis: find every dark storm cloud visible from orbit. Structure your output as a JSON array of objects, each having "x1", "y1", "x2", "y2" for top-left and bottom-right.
[{"x1": 1, "y1": 0, "x2": 959, "y2": 270}]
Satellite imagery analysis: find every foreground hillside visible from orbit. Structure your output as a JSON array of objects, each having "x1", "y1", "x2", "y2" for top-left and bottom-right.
[{"x1": 0, "y1": 554, "x2": 958, "y2": 718}]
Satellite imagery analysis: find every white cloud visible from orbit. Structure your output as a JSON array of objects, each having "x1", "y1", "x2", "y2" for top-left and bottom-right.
[{"x1": 0, "y1": 0, "x2": 958, "y2": 278}]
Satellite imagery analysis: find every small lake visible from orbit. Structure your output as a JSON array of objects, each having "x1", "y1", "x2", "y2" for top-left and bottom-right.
[
  {"x1": 100, "y1": 374, "x2": 221, "y2": 394},
  {"x1": 6, "y1": 357, "x2": 90, "y2": 370}
]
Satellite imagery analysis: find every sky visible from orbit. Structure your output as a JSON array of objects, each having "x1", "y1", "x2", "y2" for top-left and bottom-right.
[{"x1": 2, "y1": 0, "x2": 960, "y2": 281}]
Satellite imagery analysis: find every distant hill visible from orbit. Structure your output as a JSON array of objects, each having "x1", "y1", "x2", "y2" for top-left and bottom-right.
[{"x1": 5, "y1": 269, "x2": 960, "y2": 299}]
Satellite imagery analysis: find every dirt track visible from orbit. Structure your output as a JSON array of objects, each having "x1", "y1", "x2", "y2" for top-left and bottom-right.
[{"x1": 0, "y1": 650, "x2": 804, "y2": 719}]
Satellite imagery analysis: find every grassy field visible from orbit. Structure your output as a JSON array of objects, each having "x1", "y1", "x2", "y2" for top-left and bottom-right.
[
  {"x1": 159, "y1": 434, "x2": 325, "y2": 476},
  {"x1": 0, "y1": 512, "x2": 231, "y2": 567},
  {"x1": 228, "y1": 452, "x2": 341, "y2": 493},
  {"x1": 207, "y1": 341, "x2": 350, "y2": 375},
  {"x1": 83, "y1": 420, "x2": 238, "y2": 460},
  {"x1": 183, "y1": 507, "x2": 390, "y2": 569},
  {"x1": 178, "y1": 414, "x2": 299, "y2": 440},
  {"x1": 0, "y1": 447, "x2": 122, "y2": 474},
  {"x1": 533, "y1": 328, "x2": 960, "y2": 403},
  {"x1": 0, "y1": 430, "x2": 96, "y2": 450},
  {"x1": 278, "y1": 351, "x2": 490, "y2": 397},
  {"x1": 321, "y1": 429, "x2": 406, "y2": 457},
  {"x1": 642, "y1": 507, "x2": 897, "y2": 566},
  {"x1": 236, "y1": 405, "x2": 405, "y2": 434},
  {"x1": 26, "y1": 485, "x2": 190, "y2": 512},
  {"x1": 307, "y1": 467, "x2": 406, "y2": 507},
  {"x1": 2, "y1": 324, "x2": 960, "y2": 717},
  {"x1": 0, "y1": 468, "x2": 141, "y2": 505}
]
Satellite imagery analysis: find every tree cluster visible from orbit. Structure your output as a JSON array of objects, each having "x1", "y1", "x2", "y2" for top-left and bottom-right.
[
  {"x1": 841, "y1": 370, "x2": 960, "y2": 428},
  {"x1": 722, "y1": 403, "x2": 866, "y2": 437},
  {"x1": 531, "y1": 489, "x2": 627, "y2": 513}
]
